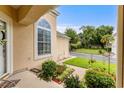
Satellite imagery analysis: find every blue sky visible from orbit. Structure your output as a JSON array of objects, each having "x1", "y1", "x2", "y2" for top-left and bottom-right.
[{"x1": 56, "y1": 5, "x2": 117, "y2": 33}]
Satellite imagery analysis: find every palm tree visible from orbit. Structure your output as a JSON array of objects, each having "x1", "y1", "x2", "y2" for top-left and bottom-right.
[{"x1": 101, "y1": 34, "x2": 114, "y2": 73}]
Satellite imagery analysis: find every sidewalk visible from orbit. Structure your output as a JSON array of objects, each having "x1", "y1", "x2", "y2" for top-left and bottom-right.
[
  {"x1": 71, "y1": 52, "x2": 117, "y2": 64},
  {"x1": 58, "y1": 57, "x2": 87, "y2": 80}
]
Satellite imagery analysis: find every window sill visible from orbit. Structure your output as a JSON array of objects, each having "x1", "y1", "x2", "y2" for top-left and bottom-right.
[
  {"x1": 0, "y1": 73, "x2": 9, "y2": 79},
  {"x1": 35, "y1": 54, "x2": 52, "y2": 60}
]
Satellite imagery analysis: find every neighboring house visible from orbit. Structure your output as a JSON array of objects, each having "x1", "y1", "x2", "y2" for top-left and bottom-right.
[
  {"x1": 0, "y1": 5, "x2": 70, "y2": 78},
  {"x1": 57, "y1": 32, "x2": 70, "y2": 61},
  {"x1": 112, "y1": 32, "x2": 117, "y2": 58}
]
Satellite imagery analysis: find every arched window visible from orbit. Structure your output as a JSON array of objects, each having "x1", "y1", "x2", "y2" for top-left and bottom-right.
[{"x1": 36, "y1": 19, "x2": 51, "y2": 56}]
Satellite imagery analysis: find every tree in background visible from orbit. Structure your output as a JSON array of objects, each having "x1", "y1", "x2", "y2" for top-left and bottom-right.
[
  {"x1": 65, "y1": 28, "x2": 80, "y2": 50},
  {"x1": 65, "y1": 28, "x2": 79, "y2": 44},
  {"x1": 79, "y1": 26, "x2": 96, "y2": 48},
  {"x1": 96, "y1": 25, "x2": 113, "y2": 48},
  {"x1": 79, "y1": 25, "x2": 114, "y2": 49},
  {"x1": 100, "y1": 34, "x2": 114, "y2": 48},
  {"x1": 64, "y1": 25, "x2": 114, "y2": 51},
  {"x1": 100, "y1": 34, "x2": 114, "y2": 73}
]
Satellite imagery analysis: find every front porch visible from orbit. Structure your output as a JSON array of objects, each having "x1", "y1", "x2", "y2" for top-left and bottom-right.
[{"x1": 8, "y1": 70, "x2": 63, "y2": 88}]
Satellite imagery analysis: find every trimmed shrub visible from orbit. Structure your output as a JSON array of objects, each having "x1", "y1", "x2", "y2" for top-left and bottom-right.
[
  {"x1": 57, "y1": 67, "x2": 74, "y2": 81},
  {"x1": 71, "y1": 42, "x2": 81, "y2": 50},
  {"x1": 71, "y1": 43, "x2": 78, "y2": 50},
  {"x1": 109, "y1": 72, "x2": 116, "y2": 81},
  {"x1": 92, "y1": 67, "x2": 116, "y2": 80},
  {"x1": 99, "y1": 49, "x2": 103, "y2": 54},
  {"x1": 38, "y1": 60, "x2": 57, "y2": 81},
  {"x1": 56, "y1": 65, "x2": 67, "y2": 75},
  {"x1": 88, "y1": 59, "x2": 96, "y2": 68},
  {"x1": 88, "y1": 59, "x2": 96, "y2": 64},
  {"x1": 92, "y1": 67, "x2": 107, "y2": 73},
  {"x1": 84, "y1": 69, "x2": 116, "y2": 88},
  {"x1": 64, "y1": 75, "x2": 80, "y2": 88},
  {"x1": 105, "y1": 48, "x2": 111, "y2": 52},
  {"x1": 79, "y1": 81, "x2": 87, "y2": 88}
]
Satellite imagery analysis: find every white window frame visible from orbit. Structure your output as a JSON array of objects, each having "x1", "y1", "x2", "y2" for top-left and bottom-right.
[
  {"x1": 34, "y1": 18, "x2": 52, "y2": 60},
  {"x1": 0, "y1": 12, "x2": 13, "y2": 78}
]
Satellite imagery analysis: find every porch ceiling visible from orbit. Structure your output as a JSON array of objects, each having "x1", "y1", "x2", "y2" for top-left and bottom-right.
[
  {"x1": 11, "y1": 5, "x2": 21, "y2": 9},
  {"x1": 9, "y1": 5, "x2": 57, "y2": 25},
  {"x1": 17, "y1": 5, "x2": 57, "y2": 25}
]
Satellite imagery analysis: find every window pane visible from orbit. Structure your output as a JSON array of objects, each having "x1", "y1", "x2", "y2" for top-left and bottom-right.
[
  {"x1": 38, "y1": 42, "x2": 43, "y2": 55},
  {"x1": 38, "y1": 19, "x2": 51, "y2": 29},
  {"x1": 38, "y1": 28, "x2": 43, "y2": 41},
  {"x1": 37, "y1": 19, "x2": 51, "y2": 56},
  {"x1": 43, "y1": 43, "x2": 46, "y2": 54}
]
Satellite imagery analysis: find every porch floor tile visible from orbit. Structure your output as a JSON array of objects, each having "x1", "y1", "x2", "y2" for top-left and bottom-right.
[{"x1": 8, "y1": 71, "x2": 63, "y2": 88}]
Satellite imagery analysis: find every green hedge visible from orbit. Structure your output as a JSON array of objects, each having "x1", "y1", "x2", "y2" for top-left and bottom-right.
[
  {"x1": 84, "y1": 69, "x2": 115, "y2": 88},
  {"x1": 56, "y1": 67, "x2": 74, "y2": 81},
  {"x1": 56, "y1": 65, "x2": 67, "y2": 75},
  {"x1": 64, "y1": 75, "x2": 80, "y2": 88},
  {"x1": 38, "y1": 60, "x2": 57, "y2": 81}
]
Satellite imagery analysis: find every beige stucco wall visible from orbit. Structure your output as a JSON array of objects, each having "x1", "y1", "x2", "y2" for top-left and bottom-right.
[
  {"x1": 56, "y1": 36, "x2": 70, "y2": 61},
  {"x1": 13, "y1": 12, "x2": 58, "y2": 71},
  {"x1": 0, "y1": 6, "x2": 70, "y2": 73}
]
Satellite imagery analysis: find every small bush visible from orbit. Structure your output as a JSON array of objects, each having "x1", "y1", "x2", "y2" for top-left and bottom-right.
[
  {"x1": 88, "y1": 59, "x2": 96, "y2": 64},
  {"x1": 105, "y1": 48, "x2": 111, "y2": 52},
  {"x1": 38, "y1": 60, "x2": 57, "y2": 81},
  {"x1": 92, "y1": 67, "x2": 116, "y2": 80},
  {"x1": 92, "y1": 67, "x2": 107, "y2": 73},
  {"x1": 71, "y1": 44, "x2": 78, "y2": 50},
  {"x1": 64, "y1": 75, "x2": 80, "y2": 88},
  {"x1": 88, "y1": 59, "x2": 96, "y2": 68},
  {"x1": 80, "y1": 81, "x2": 87, "y2": 88},
  {"x1": 84, "y1": 69, "x2": 116, "y2": 88},
  {"x1": 99, "y1": 49, "x2": 103, "y2": 54},
  {"x1": 71, "y1": 42, "x2": 81, "y2": 50},
  {"x1": 109, "y1": 72, "x2": 116, "y2": 81},
  {"x1": 57, "y1": 68, "x2": 74, "y2": 81},
  {"x1": 56, "y1": 65, "x2": 67, "y2": 75}
]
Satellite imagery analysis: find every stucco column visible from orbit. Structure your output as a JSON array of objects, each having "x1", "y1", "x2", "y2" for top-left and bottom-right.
[
  {"x1": 51, "y1": 17, "x2": 58, "y2": 61},
  {"x1": 117, "y1": 5, "x2": 124, "y2": 88}
]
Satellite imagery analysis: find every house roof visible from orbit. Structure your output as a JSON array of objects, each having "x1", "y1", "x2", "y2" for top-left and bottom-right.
[
  {"x1": 57, "y1": 31, "x2": 70, "y2": 40},
  {"x1": 50, "y1": 9, "x2": 60, "y2": 16}
]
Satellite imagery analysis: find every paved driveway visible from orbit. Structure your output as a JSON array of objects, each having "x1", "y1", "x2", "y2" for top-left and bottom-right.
[{"x1": 71, "y1": 52, "x2": 117, "y2": 64}]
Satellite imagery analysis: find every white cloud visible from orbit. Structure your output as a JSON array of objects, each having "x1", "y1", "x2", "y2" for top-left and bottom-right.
[{"x1": 57, "y1": 24, "x2": 81, "y2": 33}]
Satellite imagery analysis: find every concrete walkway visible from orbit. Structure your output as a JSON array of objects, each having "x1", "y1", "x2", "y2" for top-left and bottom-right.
[
  {"x1": 66, "y1": 65, "x2": 87, "y2": 80},
  {"x1": 8, "y1": 71, "x2": 63, "y2": 88},
  {"x1": 59, "y1": 57, "x2": 87, "y2": 80}
]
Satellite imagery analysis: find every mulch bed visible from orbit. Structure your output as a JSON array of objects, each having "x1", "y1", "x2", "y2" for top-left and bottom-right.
[{"x1": 52, "y1": 77, "x2": 62, "y2": 84}]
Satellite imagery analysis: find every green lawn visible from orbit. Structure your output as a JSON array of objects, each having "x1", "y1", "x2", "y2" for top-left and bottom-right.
[
  {"x1": 64, "y1": 57, "x2": 116, "y2": 74},
  {"x1": 74, "y1": 48, "x2": 107, "y2": 55}
]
